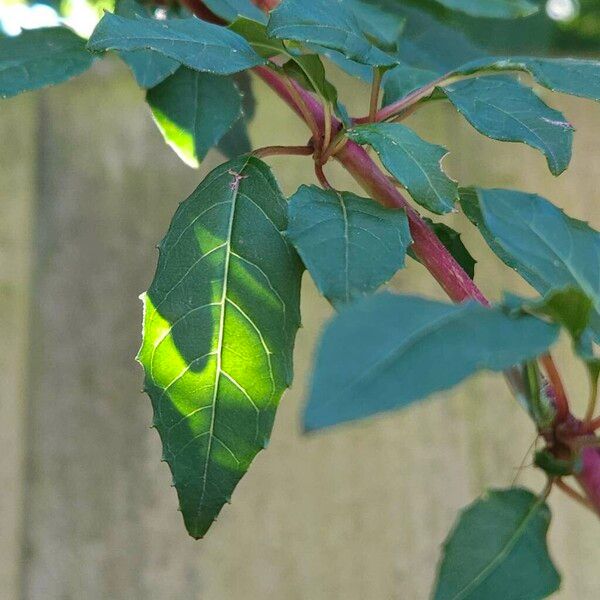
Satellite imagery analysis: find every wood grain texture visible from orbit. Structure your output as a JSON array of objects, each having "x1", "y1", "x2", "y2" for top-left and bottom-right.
[{"x1": 2, "y1": 64, "x2": 599, "y2": 599}]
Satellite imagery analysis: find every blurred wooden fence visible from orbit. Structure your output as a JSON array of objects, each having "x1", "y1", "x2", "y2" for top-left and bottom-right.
[{"x1": 1, "y1": 60, "x2": 599, "y2": 599}]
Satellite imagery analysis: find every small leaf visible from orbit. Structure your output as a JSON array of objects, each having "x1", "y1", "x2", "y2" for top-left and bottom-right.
[
  {"x1": 147, "y1": 67, "x2": 243, "y2": 167},
  {"x1": 286, "y1": 186, "x2": 411, "y2": 307},
  {"x1": 432, "y1": 0, "x2": 538, "y2": 19},
  {"x1": 347, "y1": 123, "x2": 458, "y2": 214},
  {"x1": 433, "y1": 488, "x2": 560, "y2": 600},
  {"x1": 461, "y1": 187, "x2": 600, "y2": 341},
  {"x1": 203, "y1": 0, "x2": 267, "y2": 23},
  {"x1": 440, "y1": 76, "x2": 573, "y2": 176},
  {"x1": 304, "y1": 293, "x2": 558, "y2": 430},
  {"x1": 115, "y1": 0, "x2": 180, "y2": 88},
  {"x1": 282, "y1": 54, "x2": 337, "y2": 103},
  {"x1": 137, "y1": 157, "x2": 303, "y2": 538},
  {"x1": 267, "y1": 0, "x2": 397, "y2": 67},
  {"x1": 0, "y1": 27, "x2": 94, "y2": 98},
  {"x1": 421, "y1": 219, "x2": 476, "y2": 279},
  {"x1": 88, "y1": 13, "x2": 265, "y2": 75}
]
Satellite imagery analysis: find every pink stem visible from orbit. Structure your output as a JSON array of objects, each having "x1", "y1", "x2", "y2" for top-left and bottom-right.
[{"x1": 576, "y1": 447, "x2": 600, "y2": 518}]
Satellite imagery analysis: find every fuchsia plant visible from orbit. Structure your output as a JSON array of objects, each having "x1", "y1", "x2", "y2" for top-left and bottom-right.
[{"x1": 2, "y1": 0, "x2": 600, "y2": 596}]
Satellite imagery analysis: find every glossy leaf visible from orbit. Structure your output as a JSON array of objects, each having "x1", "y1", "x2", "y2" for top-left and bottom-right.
[
  {"x1": 115, "y1": 0, "x2": 180, "y2": 88},
  {"x1": 347, "y1": 123, "x2": 458, "y2": 214},
  {"x1": 0, "y1": 27, "x2": 94, "y2": 98},
  {"x1": 88, "y1": 13, "x2": 265, "y2": 75},
  {"x1": 147, "y1": 67, "x2": 243, "y2": 167},
  {"x1": 304, "y1": 293, "x2": 558, "y2": 430},
  {"x1": 204, "y1": 0, "x2": 267, "y2": 23},
  {"x1": 287, "y1": 186, "x2": 411, "y2": 306},
  {"x1": 217, "y1": 72, "x2": 255, "y2": 158},
  {"x1": 266, "y1": 0, "x2": 397, "y2": 66},
  {"x1": 461, "y1": 187, "x2": 600, "y2": 340},
  {"x1": 137, "y1": 157, "x2": 303, "y2": 538},
  {"x1": 440, "y1": 76, "x2": 573, "y2": 176},
  {"x1": 433, "y1": 488, "x2": 560, "y2": 600},
  {"x1": 382, "y1": 64, "x2": 439, "y2": 105},
  {"x1": 432, "y1": 0, "x2": 537, "y2": 19},
  {"x1": 282, "y1": 54, "x2": 337, "y2": 103}
]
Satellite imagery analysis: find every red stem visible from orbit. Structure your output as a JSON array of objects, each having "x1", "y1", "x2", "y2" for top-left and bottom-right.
[{"x1": 576, "y1": 447, "x2": 600, "y2": 518}]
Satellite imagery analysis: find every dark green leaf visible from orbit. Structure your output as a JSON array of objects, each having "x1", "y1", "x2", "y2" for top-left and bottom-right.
[
  {"x1": 282, "y1": 54, "x2": 337, "y2": 103},
  {"x1": 115, "y1": 0, "x2": 180, "y2": 88},
  {"x1": 423, "y1": 219, "x2": 476, "y2": 279},
  {"x1": 147, "y1": 67, "x2": 242, "y2": 167},
  {"x1": 267, "y1": 0, "x2": 397, "y2": 66},
  {"x1": 382, "y1": 63, "x2": 439, "y2": 105},
  {"x1": 217, "y1": 72, "x2": 255, "y2": 158},
  {"x1": 137, "y1": 157, "x2": 303, "y2": 538},
  {"x1": 347, "y1": 123, "x2": 458, "y2": 214},
  {"x1": 88, "y1": 13, "x2": 265, "y2": 75},
  {"x1": 433, "y1": 488, "x2": 560, "y2": 600},
  {"x1": 304, "y1": 293, "x2": 558, "y2": 430},
  {"x1": 440, "y1": 76, "x2": 573, "y2": 176},
  {"x1": 287, "y1": 186, "x2": 411, "y2": 307},
  {"x1": 461, "y1": 187, "x2": 600, "y2": 341},
  {"x1": 204, "y1": 0, "x2": 267, "y2": 23},
  {"x1": 534, "y1": 450, "x2": 581, "y2": 477},
  {"x1": 0, "y1": 27, "x2": 94, "y2": 98},
  {"x1": 342, "y1": 0, "x2": 406, "y2": 48},
  {"x1": 432, "y1": 0, "x2": 538, "y2": 19}
]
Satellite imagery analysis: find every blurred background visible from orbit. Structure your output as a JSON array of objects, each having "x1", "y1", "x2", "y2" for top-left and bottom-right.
[{"x1": 1, "y1": 0, "x2": 599, "y2": 598}]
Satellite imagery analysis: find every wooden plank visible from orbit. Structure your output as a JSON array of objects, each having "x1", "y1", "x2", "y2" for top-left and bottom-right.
[{"x1": 0, "y1": 92, "x2": 37, "y2": 600}]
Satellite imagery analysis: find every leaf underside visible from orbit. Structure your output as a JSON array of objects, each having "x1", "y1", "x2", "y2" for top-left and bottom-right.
[{"x1": 138, "y1": 157, "x2": 302, "y2": 538}]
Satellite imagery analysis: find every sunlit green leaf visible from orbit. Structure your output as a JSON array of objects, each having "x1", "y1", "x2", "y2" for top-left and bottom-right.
[
  {"x1": 347, "y1": 123, "x2": 458, "y2": 214},
  {"x1": 229, "y1": 16, "x2": 286, "y2": 58},
  {"x1": 304, "y1": 293, "x2": 558, "y2": 430},
  {"x1": 440, "y1": 76, "x2": 573, "y2": 176},
  {"x1": 0, "y1": 27, "x2": 94, "y2": 98},
  {"x1": 267, "y1": 0, "x2": 397, "y2": 66},
  {"x1": 287, "y1": 186, "x2": 411, "y2": 306},
  {"x1": 137, "y1": 157, "x2": 303, "y2": 538},
  {"x1": 461, "y1": 187, "x2": 600, "y2": 341},
  {"x1": 433, "y1": 488, "x2": 560, "y2": 600},
  {"x1": 88, "y1": 12, "x2": 265, "y2": 75},
  {"x1": 146, "y1": 67, "x2": 242, "y2": 167},
  {"x1": 114, "y1": 0, "x2": 180, "y2": 88},
  {"x1": 432, "y1": 0, "x2": 537, "y2": 19}
]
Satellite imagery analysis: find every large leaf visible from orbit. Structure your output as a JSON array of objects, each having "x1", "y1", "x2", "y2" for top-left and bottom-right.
[
  {"x1": 440, "y1": 76, "x2": 573, "y2": 176},
  {"x1": 304, "y1": 293, "x2": 558, "y2": 430},
  {"x1": 146, "y1": 67, "x2": 242, "y2": 167},
  {"x1": 114, "y1": 0, "x2": 180, "y2": 88},
  {"x1": 286, "y1": 186, "x2": 411, "y2": 306},
  {"x1": 88, "y1": 13, "x2": 265, "y2": 75},
  {"x1": 137, "y1": 157, "x2": 303, "y2": 538},
  {"x1": 433, "y1": 488, "x2": 560, "y2": 600},
  {"x1": 461, "y1": 187, "x2": 600, "y2": 340},
  {"x1": 382, "y1": 63, "x2": 440, "y2": 105},
  {"x1": 204, "y1": 0, "x2": 267, "y2": 23},
  {"x1": 432, "y1": 0, "x2": 537, "y2": 19},
  {"x1": 217, "y1": 72, "x2": 255, "y2": 158},
  {"x1": 266, "y1": 0, "x2": 397, "y2": 66},
  {"x1": 347, "y1": 123, "x2": 458, "y2": 214},
  {"x1": 0, "y1": 27, "x2": 94, "y2": 98}
]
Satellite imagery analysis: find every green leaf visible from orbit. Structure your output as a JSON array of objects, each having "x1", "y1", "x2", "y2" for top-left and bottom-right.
[
  {"x1": 382, "y1": 63, "x2": 439, "y2": 105},
  {"x1": 422, "y1": 219, "x2": 476, "y2": 279},
  {"x1": 203, "y1": 0, "x2": 267, "y2": 23},
  {"x1": 266, "y1": 0, "x2": 397, "y2": 66},
  {"x1": 147, "y1": 67, "x2": 243, "y2": 167},
  {"x1": 460, "y1": 56, "x2": 600, "y2": 103},
  {"x1": 229, "y1": 16, "x2": 286, "y2": 58},
  {"x1": 304, "y1": 293, "x2": 558, "y2": 430},
  {"x1": 217, "y1": 72, "x2": 255, "y2": 158},
  {"x1": 432, "y1": 0, "x2": 538, "y2": 19},
  {"x1": 0, "y1": 27, "x2": 94, "y2": 98},
  {"x1": 347, "y1": 123, "x2": 458, "y2": 214},
  {"x1": 433, "y1": 488, "x2": 560, "y2": 600},
  {"x1": 282, "y1": 54, "x2": 337, "y2": 103},
  {"x1": 286, "y1": 186, "x2": 411, "y2": 307},
  {"x1": 115, "y1": 0, "x2": 180, "y2": 88},
  {"x1": 460, "y1": 187, "x2": 600, "y2": 341},
  {"x1": 342, "y1": 0, "x2": 406, "y2": 48},
  {"x1": 87, "y1": 13, "x2": 265, "y2": 75},
  {"x1": 137, "y1": 157, "x2": 303, "y2": 539},
  {"x1": 440, "y1": 76, "x2": 573, "y2": 176}
]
